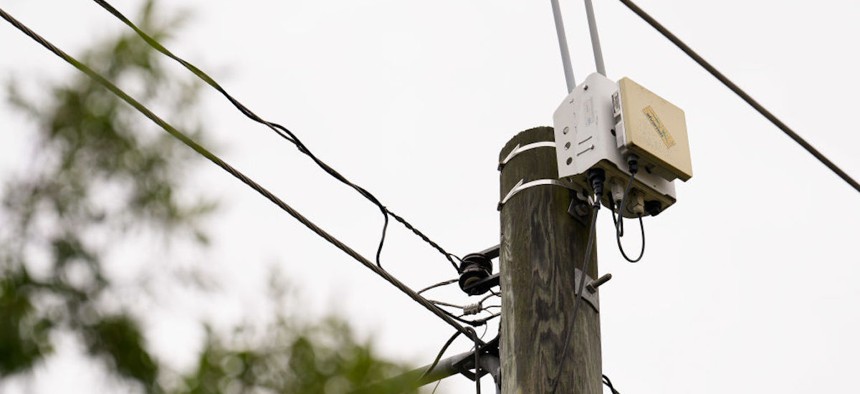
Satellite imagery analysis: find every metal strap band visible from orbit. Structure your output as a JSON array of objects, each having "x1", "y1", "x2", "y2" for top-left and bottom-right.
[
  {"x1": 497, "y1": 178, "x2": 576, "y2": 211},
  {"x1": 498, "y1": 141, "x2": 557, "y2": 170}
]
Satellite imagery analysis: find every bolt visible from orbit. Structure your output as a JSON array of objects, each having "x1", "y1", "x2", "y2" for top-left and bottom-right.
[
  {"x1": 573, "y1": 202, "x2": 589, "y2": 217},
  {"x1": 586, "y1": 273, "x2": 613, "y2": 293}
]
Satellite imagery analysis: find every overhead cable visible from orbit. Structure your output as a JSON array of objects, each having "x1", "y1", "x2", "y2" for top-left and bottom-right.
[
  {"x1": 0, "y1": 6, "x2": 479, "y2": 342},
  {"x1": 92, "y1": 0, "x2": 462, "y2": 270},
  {"x1": 618, "y1": 0, "x2": 860, "y2": 193}
]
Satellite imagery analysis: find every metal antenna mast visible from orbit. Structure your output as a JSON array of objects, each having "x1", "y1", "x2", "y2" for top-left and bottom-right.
[
  {"x1": 583, "y1": 0, "x2": 606, "y2": 76},
  {"x1": 551, "y1": 0, "x2": 576, "y2": 92},
  {"x1": 550, "y1": 0, "x2": 608, "y2": 91}
]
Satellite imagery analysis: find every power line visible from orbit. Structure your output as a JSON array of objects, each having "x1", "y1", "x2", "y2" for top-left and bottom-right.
[
  {"x1": 91, "y1": 0, "x2": 462, "y2": 271},
  {"x1": 0, "y1": 6, "x2": 480, "y2": 342},
  {"x1": 618, "y1": 0, "x2": 860, "y2": 193}
]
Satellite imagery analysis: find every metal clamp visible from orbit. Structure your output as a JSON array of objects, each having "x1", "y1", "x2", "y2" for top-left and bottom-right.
[
  {"x1": 497, "y1": 178, "x2": 576, "y2": 211},
  {"x1": 498, "y1": 141, "x2": 556, "y2": 170}
]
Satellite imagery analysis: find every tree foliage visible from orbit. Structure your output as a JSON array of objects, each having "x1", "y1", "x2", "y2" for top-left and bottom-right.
[
  {"x1": 0, "y1": 2, "x2": 417, "y2": 392},
  {"x1": 179, "y1": 314, "x2": 417, "y2": 394}
]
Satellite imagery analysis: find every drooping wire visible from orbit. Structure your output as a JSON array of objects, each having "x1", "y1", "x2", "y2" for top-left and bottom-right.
[
  {"x1": 0, "y1": 7, "x2": 481, "y2": 341},
  {"x1": 617, "y1": 0, "x2": 860, "y2": 194},
  {"x1": 610, "y1": 175, "x2": 635, "y2": 237},
  {"x1": 465, "y1": 327, "x2": 481, "y2": 394},
  {"x1": 616, "y1": 215, "x2": 644, "y2": 262},
  {"x1": 418, "y1": 278, "x2": 459, "y2": 295},
  {"x1": 479, "y1": 292, "x2": 498, "y2": 305},
  {"x1": 477, "y1": 312, "x2": 500, "y2": 323},
  {"x1": 430, "y1": 379, "x2": 442, "y2": 394},
  {"x1": 92, "y1": 0, "x2": 463, "y2": 271},
  {"x1": 548, "y1": 202, "x2": 600, "y2": 393},
  {"x1": 610, "y1": 173, "x2": 645, "y2": 263},
  {"x1": 478, "y1": 322, "x2": 490, "y2": 341},
  {"x1": 602, "y1": 374, "x2": 621, "y2": 394},
  {"x1": 419, "y1": 330, "x2": 462, "y2": 382}
]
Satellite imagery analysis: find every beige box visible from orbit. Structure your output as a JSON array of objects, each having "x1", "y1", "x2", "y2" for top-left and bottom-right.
[{"x1": 615, "y1": 78, "x2": 693, "y2": 182}]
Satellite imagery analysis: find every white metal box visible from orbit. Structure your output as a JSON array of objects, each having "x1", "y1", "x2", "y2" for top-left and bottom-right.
[{"x1": 553, "y1": 73, "x2": 684, "y2": 216}]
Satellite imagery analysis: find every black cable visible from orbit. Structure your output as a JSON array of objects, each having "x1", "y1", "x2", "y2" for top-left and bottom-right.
[
  {"x1": 430, "y1": 379, "x2": 442, "y2": 394},
  {"x1": 420, "y1": 330, "x2": 462, "y2": 382},
  {"x1": 616, "y1": 215, "x2": 645, "y2": 263},
  {"x1": 477, "y1": 312, "x2": 500, "y2": 323},
  {"x1": 602, "y1": 374, "x2": 621, "y2": 394},
  {"x1": 548, "y1": 201, "x2": 600, "y2": 393},
  {"x1": 610, "y1": 201, "x2": 624, "y2": 237},
  {"x1": 610, "y1": 173, "x2": 636, "y2": 237},
  {"x1": 618, "y1": 0, "x2": 860, "y2": 194},
  {"x1": 92, "y1": 0, "x2": 463, "y2": 271},
  {"x1": 465, "y1": 327, "x2": 481, "y2": 394},
  {"x1": 479, "y1": 292, "x2": 498, "y2": 304},
  {"x1": 611, "y1": 173, "x2": 645, "y2": 263},
  {"x1": 478, "y1": 323, "x2": 489, "y2": 342},
  {"x1": 0, "y1": 7, "x2": 481, "y2": 342}
]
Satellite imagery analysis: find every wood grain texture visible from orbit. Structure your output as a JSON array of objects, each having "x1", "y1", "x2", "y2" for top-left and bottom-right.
[{"x1": 499, "y1": 127, "x2": 602, "y2": 394}]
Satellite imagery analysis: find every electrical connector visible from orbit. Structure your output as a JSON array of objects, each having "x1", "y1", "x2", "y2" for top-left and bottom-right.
[
  {"x1": 627, "y1": 189, "x2": 645, "y2": 216},
  {"x1": 587, "y1": 168, "x2": 606, "y2": 203},
  {"x1": 626, "y1": 153, "x2": 639, "y2": 175}
]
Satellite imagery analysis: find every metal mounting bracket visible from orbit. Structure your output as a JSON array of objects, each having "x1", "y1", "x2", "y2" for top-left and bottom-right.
[
  {"x1": 567, "y1": 190, "x2": 592, "y2": 225},
  {"x1": 574, "y1": 268, "x2": 600, "y2": 313}
]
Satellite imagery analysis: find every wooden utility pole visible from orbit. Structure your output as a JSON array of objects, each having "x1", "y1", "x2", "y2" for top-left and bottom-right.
[{"x1": 498, "y1": 126, "x2": 602, "y2": 393}]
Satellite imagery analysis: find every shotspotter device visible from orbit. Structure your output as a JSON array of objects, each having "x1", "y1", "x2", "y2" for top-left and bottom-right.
[{"x1": 553, "y1": 73, "x2": 692, "y2": 217}]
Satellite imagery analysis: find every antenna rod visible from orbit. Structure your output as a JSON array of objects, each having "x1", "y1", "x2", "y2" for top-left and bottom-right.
[
  {"x1": 551, "y1": 0, "x2": 576, "y2": 92},
  {"x1": 584, "y1": 0, "x2": 606, "y2": 76}
]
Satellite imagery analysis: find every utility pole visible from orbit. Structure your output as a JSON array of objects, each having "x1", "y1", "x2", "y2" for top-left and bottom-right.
[{"x1": 498, "y1": 126, "x2": 602, "y2": 393}]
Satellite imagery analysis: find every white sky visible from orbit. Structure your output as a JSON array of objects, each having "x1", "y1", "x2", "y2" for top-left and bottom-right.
[{"x1": 2, "y1": 0, "x2": 859, "y2": 393}]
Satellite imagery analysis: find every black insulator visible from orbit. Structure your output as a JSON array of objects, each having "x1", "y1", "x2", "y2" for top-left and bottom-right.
[{"x1": 458, "y1": 253, "x2": 493, "y2": 295}]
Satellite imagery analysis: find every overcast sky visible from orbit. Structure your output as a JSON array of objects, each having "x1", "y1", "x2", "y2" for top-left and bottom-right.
[{"x1": 2, "y1": 0, "x2": 859, "y2": 393}]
